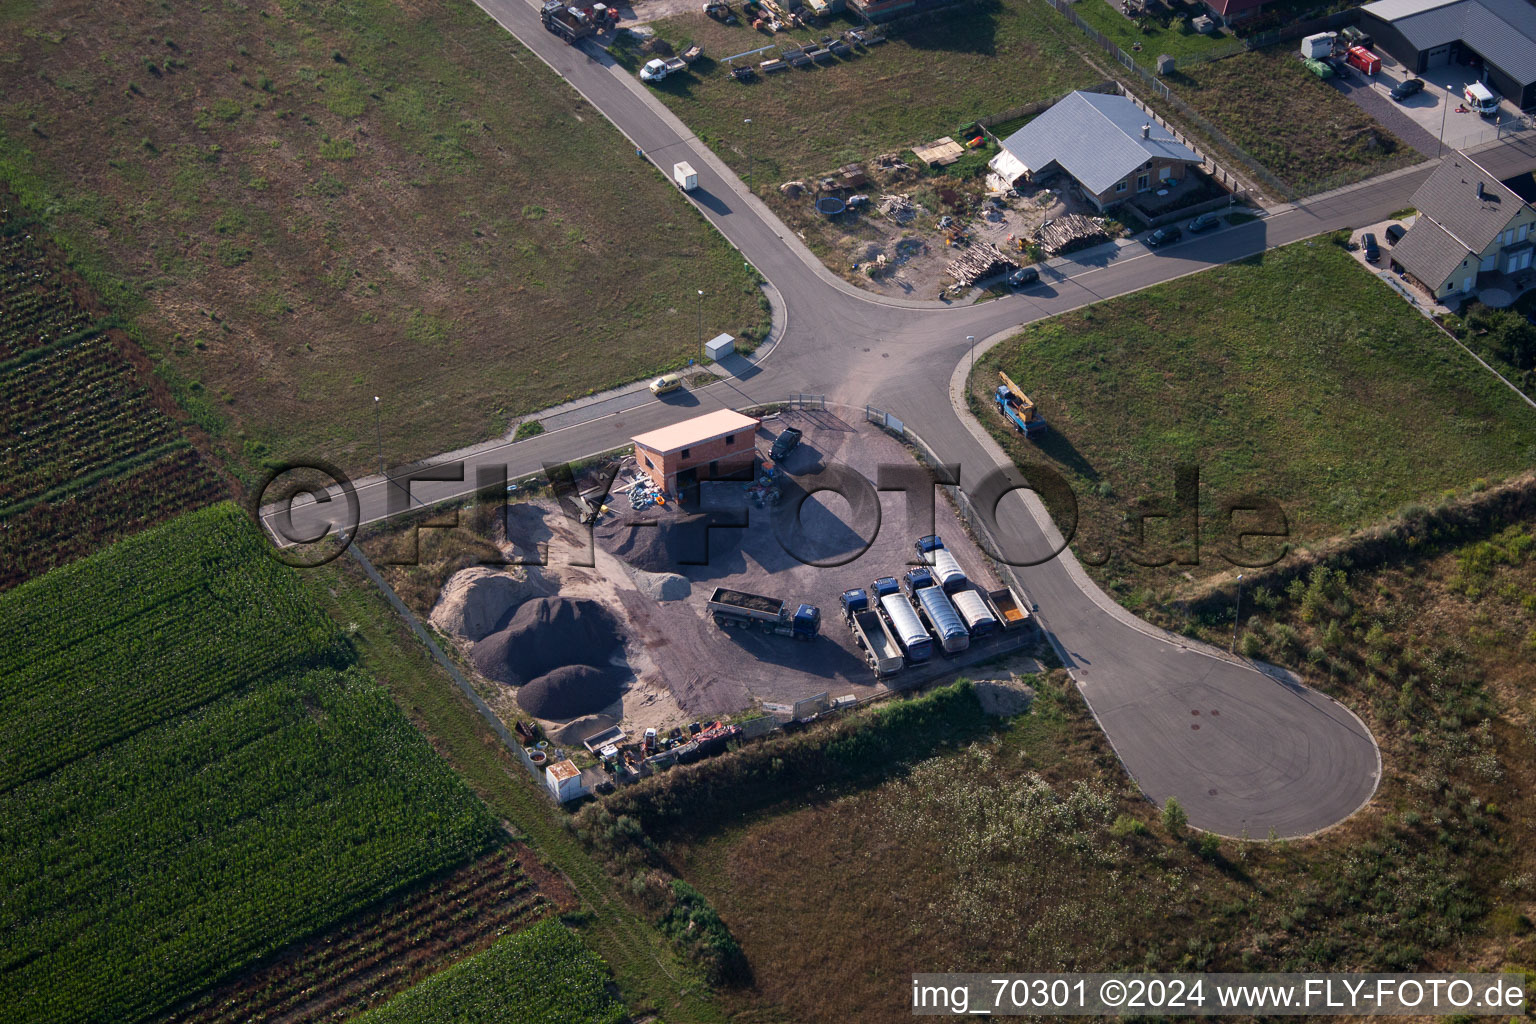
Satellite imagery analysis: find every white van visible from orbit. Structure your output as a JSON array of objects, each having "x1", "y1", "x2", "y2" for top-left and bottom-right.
[{"x1": 1464, "y1": 81, "x2": 1498, "y2": 117}]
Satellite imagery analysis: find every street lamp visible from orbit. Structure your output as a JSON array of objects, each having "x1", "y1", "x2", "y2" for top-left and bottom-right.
[
  {"x1": 1230, "y1": 573, "x2": 1245, "y2": 654},
  {"x1": 967, "y1": 335, "x2": 976, "y2": 373},
  {"x1": 744, "y1": 117, "x2": 753, "y2": 181},
  {"x1": 1438, "y1": 83, "x2": 1452, "y2": 158},
  {"x1": 697, "y1": 288, "x2": 704, "y2": 362},
  {"x1": 373, "y1": 396, "x2": 384, "y2": 475}
]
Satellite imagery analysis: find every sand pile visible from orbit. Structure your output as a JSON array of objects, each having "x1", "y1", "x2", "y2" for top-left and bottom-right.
[
  {"x1": 972, "y1": 679, "x2": 1035, "y2": 717},
  {"x1": 430, "y1": 566, "x2": 551, "y2": 642},
  {"x1": 634, "y1": 570, "x2": 690, "y2": 602},
  {"x1": 471, "y1": 596, "x2": 620, "y2": 685},
  {"x1": 598, "y1": 513, "x2": 743, "y2": 572},
  {"x1": 517, "y1": 664, "x2": 623, "y2": 719}
]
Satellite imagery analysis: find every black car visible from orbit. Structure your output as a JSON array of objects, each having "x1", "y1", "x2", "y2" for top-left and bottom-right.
[
  {"x1": 1390, "y1": 77, "x2": 1425, "y2": 101},
  {"x1": 1362, "y1": 232, "x2": 1380, "y2": 263},
  {"x1": 1384, "y1": 223, "x2": 1406, "y2": 245},
  {"x1": 1008, "y1": 266, "x2": 1040, "y2": 288},
  {"x1": 1146, "y1": 225, "x2": 1182, "y2": 247},
  {"x1": 769, "y1": 427, "x2": 803, "y2": 461},
  {"x1": 1187, "y1": 212, "x2": 1220, "y2": 233}
]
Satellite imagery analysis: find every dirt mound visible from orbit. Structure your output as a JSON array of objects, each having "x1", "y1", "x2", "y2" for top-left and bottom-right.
[
  {"x1": 972, "y1": 679, "x2": 1035, "y2": 717},
  {"x1": 549, "y1": 712, "x2": 621, "y2": 744},
  {"x1": 598, "y1": 513, "x2": 743, "y2": 573},
  {"x1": 517, "y1": 664, "x2": 623, "y2": 720},
  {"x1": 430, "y1": 567, "x2": 551, "y2": 642},
  {"x1": 471, "y1": 596, "x2": 620, "y2": 685},
  {"x1": 635, "y1": 570, "x2": 691, "y2": 601}
]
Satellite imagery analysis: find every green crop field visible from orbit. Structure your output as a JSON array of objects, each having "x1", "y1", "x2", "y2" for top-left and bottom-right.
[
  {"x1": 353, "y1": 919, "x2": 627, "y2": 1024},
  {"x1": 0, "y1": 222, "x2": 224, "y2": 590},
  {"x1": 0, "y1": 503, "x2": 501, "y2": 1024}
]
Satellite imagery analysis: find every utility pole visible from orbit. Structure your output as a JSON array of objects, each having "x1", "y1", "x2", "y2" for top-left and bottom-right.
[
  {"x1": 373, "y1": 396, "x2": 384, "y2": 475},
  {"x1": 744, "y1": 117, "x2": 753, "y2": 181},
  {"x1": 1438, "y1": 84, "x2": 1451, "y2": 158},
  {"x1": 1230, "y1": 573, "x2": 1244, "y2": 654},
  {"x1": 967, "y1": 335, "x2": 976, "y2": 374},
  {"x1": 697, "y1": 289, "x2": 704, "y2": 362}
]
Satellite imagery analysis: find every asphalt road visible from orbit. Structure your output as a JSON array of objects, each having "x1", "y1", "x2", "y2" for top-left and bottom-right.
[{"x1": 262, "y1": 6, "x2": 1536, "y2": 834}]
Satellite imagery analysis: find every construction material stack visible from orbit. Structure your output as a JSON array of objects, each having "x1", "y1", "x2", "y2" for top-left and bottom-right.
[
  {"x1": 839, "y1": 589, "x2": 905, "y2": 677},
  {"x1": 995, "y1": 370, "x2": 1047, "y2": 438}
]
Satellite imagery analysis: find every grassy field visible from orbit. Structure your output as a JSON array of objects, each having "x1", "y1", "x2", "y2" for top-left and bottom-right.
[
  {"x1": 972, "y1": 239, "x2": 1535, "y2": 599},
  {"x1": 0, "y1": 0, "x2": 763, "y2": 482},
  {"x1": 0, "y1": 504, "x2": 502, "y2": 1024},
  {"x1": 655, "y1": 519, "x2": 1536, "y2": 1021},
  {"x1": 0, "y1": 218, "x2": 224, "y2": 589},
  {"x1": 352, "y1": 919, "x2": 627, "y2": 1024},
  {"x1": 1166, "y1": 47, "x2": 1418, "y2": 193},
  {"x1": 1065, "y1": 0, "x2": 1244, "y2": 69},
  {"x1": 629, "y1": 0, "x2": 1102, "y2": 183}
]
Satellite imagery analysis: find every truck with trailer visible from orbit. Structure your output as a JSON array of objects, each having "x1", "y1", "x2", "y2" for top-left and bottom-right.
[
  {"x1": 707, "y1": 587, "x2": 821, "y2": 639},
  {"x1": 914, "y1": 535, "x2": 967, "y2": 593},
  {"x1": 995, "y1": 370, "x2": 1046, "y2": 437},
  {"x1": 950, "y1": 586, "x2": 998, "y2": 638},
  {"x1": 870, "y1": 576, "x2": 933, "y2": 662},
  {"x1": 987, "y1": 585, "x2": 1032, "y2": 629},
  {"x1": 902, "y1": 567, "x2": 969, "y2": 654},
  {"x1": 839, "y1": 589, "x2": 905, "y2": 677},
  {"x1": 541, "y1": 1, "x2": 596, "y2": 44}
]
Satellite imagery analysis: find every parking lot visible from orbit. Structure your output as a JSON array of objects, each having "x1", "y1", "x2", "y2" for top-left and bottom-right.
[
  {"x1": 1340, "y1": 50, "x2": 1530, "y2": 154},
  {"x1": 595, "y1": 408, "x2": 1041, "y2": 718}
]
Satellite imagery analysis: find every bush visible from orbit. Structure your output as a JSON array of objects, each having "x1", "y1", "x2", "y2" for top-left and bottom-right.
[
  {"x1": 1111, "y1": 813, "x2": 1150, "y2": 837},
  {"x1": 514, "y1": 419, "x2": 545, "y2": 441},
  {"x1": 1162, "y1": 797, "x2": 1187, "y2": 836}
]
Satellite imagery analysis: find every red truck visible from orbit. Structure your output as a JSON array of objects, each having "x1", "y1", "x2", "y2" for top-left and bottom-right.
[{"x1": 1345, "y1": 45, "x2": 1380, "y2": 75}]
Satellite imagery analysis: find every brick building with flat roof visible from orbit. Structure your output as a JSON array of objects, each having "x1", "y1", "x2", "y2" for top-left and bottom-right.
[{"x1": 632, "y1": 409, "x2": 761, "y2": 494}]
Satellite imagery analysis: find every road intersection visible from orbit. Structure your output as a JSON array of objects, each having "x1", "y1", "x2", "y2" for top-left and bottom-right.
[{"x1": 264, "y1": 5, "x2": 1536, "y2": 834}]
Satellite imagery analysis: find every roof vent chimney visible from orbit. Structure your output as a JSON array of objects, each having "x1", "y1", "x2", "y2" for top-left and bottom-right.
[
  {"x1": 1141, "y1": 123, "x2": 1151, "y2": 138},
  {"x1": 1476, "y1": 181, "x2": 1486, "y2": 200}
]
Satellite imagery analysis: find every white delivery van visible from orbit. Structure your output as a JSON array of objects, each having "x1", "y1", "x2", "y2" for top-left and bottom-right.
[
  {"x1": 673, "y1": 161, "x2": 698, "y2": 191},
  {"x1": 1464, "y1": 81, "x2": 1498, "y2": 117}
]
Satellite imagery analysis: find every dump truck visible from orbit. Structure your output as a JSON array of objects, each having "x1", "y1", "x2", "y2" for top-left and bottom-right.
[
  {"x1": 995, "y1": 370, "x2": 1046, "y2": 437},
  {"x1": 839, "y1": 589, "x2": 905, "y2": 677},
  {"x1": 871, "y1": 576, "x2": 933, "y2": 662},
  {"x1": 950, "y1": 587, "x2": 998, "y2": 638},
  {"x1": 541, "y1": 1, "x2": 595, "y2": 44},
  {"x1": 987, "y1": 585, "x2": 1031, "y2": 629},
  {"x1": 902, "y1": 567, "x2": 969, "y2": 654},
  {"x1": 673, "y1": 161, "x2": 698, "y2": 192},
  {"x1": 914, "y1": 535, "x2": 967, "y2": 592},
  {"x1": 707, "y1": 587, "x2": 820, "y2": 639}
]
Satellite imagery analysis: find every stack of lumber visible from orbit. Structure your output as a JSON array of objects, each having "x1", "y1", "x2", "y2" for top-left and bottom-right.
[
  {"x1": 946, "y1": 241, "x2": 1017, "y2": 288},
  {"x1": 1036, "y1": 213, "x2": 1108, "y2": 255}
]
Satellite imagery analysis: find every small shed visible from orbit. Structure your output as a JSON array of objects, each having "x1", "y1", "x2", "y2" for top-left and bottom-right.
[
  {"x1": 705, "y1": 333, "x2": 735, "y2": 360},
  {"x1": 545, "y1": 759, "x2": 586, "y2": 803}
]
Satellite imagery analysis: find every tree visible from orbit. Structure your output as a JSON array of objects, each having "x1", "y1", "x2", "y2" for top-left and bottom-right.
[{"x1": 1162, "y1": 796, "x2": 1187, "y2": 835}]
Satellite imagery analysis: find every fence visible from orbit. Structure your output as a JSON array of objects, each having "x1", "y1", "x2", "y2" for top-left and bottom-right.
[
  {"x1": 785, "y1": 393, "x2": 826, "y2": 410},
  {"x1": 865, "y1": 404, "x2": 906, "y2": 435}
]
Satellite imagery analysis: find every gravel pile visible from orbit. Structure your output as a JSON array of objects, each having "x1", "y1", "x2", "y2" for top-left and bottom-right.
[
  {"x1": 471, "y1": 596, "x2": 620, "y2": 685},
  {"x1": 517, "y1": 664, "x2": 622, "y2": 720},
  {"x1": 634, "y1": 570, "x2": 691, "y2": 602},
  {"x1": 430, "y1": 567, "x2": 550, "y2": 642},
  {"x1": 598, "y1": 513, "x2": 743, "y2": 573}
]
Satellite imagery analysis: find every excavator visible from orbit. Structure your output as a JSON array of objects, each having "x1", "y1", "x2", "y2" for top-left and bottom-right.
[{"x1": 994, "y1": 370, "x2": 1047, "y2": 438}]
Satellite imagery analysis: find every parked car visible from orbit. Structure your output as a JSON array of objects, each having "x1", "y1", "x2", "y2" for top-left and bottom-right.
[
  {"x1": 1187, "y1": 212, "x2": 1221, "y2": 233},
  {"x1": 1008, "y1": 266, "x2": 1040, "y2": 288},
  {"x1": 1390, "y1": 77, "x2": 1424, "y2": 101},
  {"x1": 649, "y1": 373, "x2": 684, "y2": 395},
  {"x1": 1146, "y1": 225, "x2": 1182, "y2": 247},
  {"x1": 1361, "y1": 232, "x2": 1380, "y2": 263},
  {"x1": 770, "y1": 426, "x2": 803, "y2": 461},
  {"x1": 1384, "y1": 223, "x2": 1406, "y2": 245}
]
